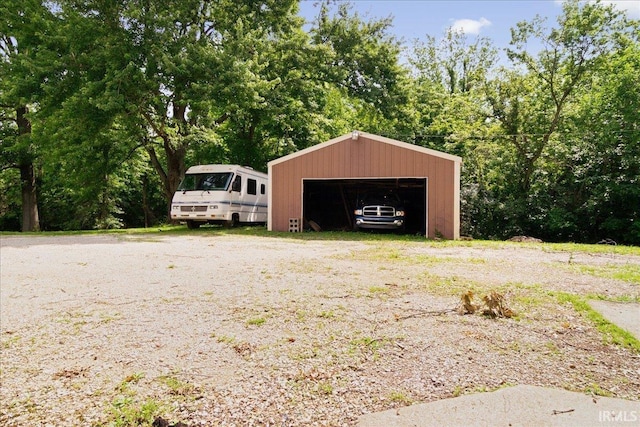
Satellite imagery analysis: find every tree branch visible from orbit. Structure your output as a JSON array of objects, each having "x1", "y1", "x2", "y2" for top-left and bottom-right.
[{"x1": 214, "y1": 112, "x2": 230, "y2": 125}]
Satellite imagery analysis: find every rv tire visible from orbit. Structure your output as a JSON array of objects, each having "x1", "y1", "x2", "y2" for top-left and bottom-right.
[
  {"x1": 226, "y1": 214, "x2": 239, "y2": 228},
  {"x1": 186, "y1": 220, "x2": 200, "y2": 229}
]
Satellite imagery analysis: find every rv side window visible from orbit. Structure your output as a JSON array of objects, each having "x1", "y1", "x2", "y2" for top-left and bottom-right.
[
  {"x1": 247, "y1": 179, "x2": 257, "y2": 195},
  {"x1": 260, "y1": 184, "x2": 266, "y2": 195},
  {"x1": 232, "y1": 175, "x2": 242, "y2": 192}
]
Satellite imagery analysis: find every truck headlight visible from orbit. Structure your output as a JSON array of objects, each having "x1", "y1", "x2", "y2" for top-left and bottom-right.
[
  {"x1": 396, "y1": 210, "x2": 405, "y2": 217},
  {"x1": 209, "y1": 205, "x2": 218, "y2": 210},
  {"x1": 172, "y1": 205, "x2": 179, "y2": 211},
  {"x1": 354, "y1": 209, "x2": 363, "y2": 215}
]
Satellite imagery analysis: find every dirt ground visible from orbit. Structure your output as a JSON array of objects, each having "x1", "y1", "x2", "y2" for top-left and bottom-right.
[{"x1": 1, "y1": 232, "x2": 639, "y2": 426}]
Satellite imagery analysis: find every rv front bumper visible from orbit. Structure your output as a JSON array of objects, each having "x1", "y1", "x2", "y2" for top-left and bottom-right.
[{"x1": 170, "y1": 204, "x2": 227, "y2": 220}]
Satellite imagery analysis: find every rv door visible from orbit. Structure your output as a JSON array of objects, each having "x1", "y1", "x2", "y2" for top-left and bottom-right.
[
  {"x1": 231, "y1": 175, "x2": 242, "y2": 192},
  {"x1": 230, "y1": 174, "x2": 242, "y2": 206}
]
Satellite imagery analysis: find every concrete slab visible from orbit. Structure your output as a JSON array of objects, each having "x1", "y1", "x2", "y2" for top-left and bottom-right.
[
  {"x1": 588, "y1": 300, "x2": 640, "y2": 339},
  {"x1": 358, "y1": 385, "x2": 640, "y2": 427}
]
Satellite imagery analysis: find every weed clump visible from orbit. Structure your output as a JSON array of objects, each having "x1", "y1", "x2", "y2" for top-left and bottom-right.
[{"x1": 459, "y1": 290, "x2": 515, "y2": 318}]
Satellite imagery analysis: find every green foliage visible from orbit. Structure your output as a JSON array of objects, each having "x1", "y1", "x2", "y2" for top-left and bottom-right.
[
  {"x1": 542, "y1": 36, "x2": 640, "y2": 244},
  {"x1": 105, "y1": 372, "x2": 163, "y2": 426},
  {"x1": 108, "y1": 397, "x2": 160, "y2": 427},
  {"x1": 462, "y1": 0, "x2": 639, "y2": 243},
  {"x1": 0, "y1": 169, "x2": 21, "y2": 230}
]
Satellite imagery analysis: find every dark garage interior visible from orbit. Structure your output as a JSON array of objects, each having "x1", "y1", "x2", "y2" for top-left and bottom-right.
[{"x1": 302, "y1": 178, "x2": 427, "y2": 234}]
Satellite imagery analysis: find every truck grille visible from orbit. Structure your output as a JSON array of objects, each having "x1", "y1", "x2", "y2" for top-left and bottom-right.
[
  {"x1": 180, "y1": 205, "x2": 208, "y2": 212},
  {"x1": 363, "y1": 206, "x2": 395, "y2": 217}
]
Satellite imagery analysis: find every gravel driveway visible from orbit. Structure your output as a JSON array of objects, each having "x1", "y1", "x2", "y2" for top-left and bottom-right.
[{"x1": 1, "y1": 232, "x2": 639, "y2": 426}]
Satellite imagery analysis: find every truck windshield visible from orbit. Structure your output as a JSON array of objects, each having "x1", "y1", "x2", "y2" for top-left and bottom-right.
[{"x1": 177, "y1": 172, "x2": 233, "y2": 191}]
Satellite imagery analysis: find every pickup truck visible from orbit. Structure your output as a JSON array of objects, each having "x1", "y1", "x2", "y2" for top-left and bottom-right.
[{"x1": 353, "y1": 193, "x2": 405, "y2": 231}]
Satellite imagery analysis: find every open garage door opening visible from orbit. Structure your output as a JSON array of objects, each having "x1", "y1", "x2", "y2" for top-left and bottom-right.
[{"x1": 302, "y1": 178, "x2": 427, "y2": 235}]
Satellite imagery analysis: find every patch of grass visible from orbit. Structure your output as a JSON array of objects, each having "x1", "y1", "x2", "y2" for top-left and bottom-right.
[
  {"x1": 1, "y1": 333, "x2": 21, "y2": 349},
  {"x1": 387, "y1": 249, "x2": 402, "y2": 259},
  {"x1": 288, "y1": 346, "x2": 321, "y2": 360},
  {"x1": 368, "y1": 285, "x2": 391, "y2": 295},
  {"x1": 99, "y1": 312, "x2": 122, "y2": 324},
  {"x1": 246, "y1": 317, "x2": 266, "y2": 327},
  {"x1": 584, "y1": 383, "x2": 614, "y2": 397},
  {"x1": 104, "y1": 372, "x2": 166, "y2": 427},
  {"x1": 350, "y1": 336, "x2": 387, "y2": 354},
  {"x1": 212, "y1": 333, "x2": 236, "y2": 344},
  {"x1": 543, "y1": 341, "x2": 562, "y2": 355},
  {"x1": 588, "y1": 294, "x2": 640, "y2": 303},
  {"x1": 566, "y1": 264, "x2": 640, "y2": 285},
  {"x1": 54, "y1": 311, "x2": 91, "y2": 334},
  {"x1": 108, "y1": 396, "x2": 161, "y2": 427},
  {"x1": 412, "y1": 254, "x2": 443, "y2": 265},
  {"x1": 159, "y1": 296, "x2": 186, "y2": 304},
  {"x1": 463, "y1": 257, "x2": 487, "y2": 264},
  {"x1": 511, "y1": 283, "x2": 552, "y2": 308},
  {"x1": 0, "y1": 225, "x2": 186, "y2": 238},
  {"x1": 318, "y1": 310, "x2": 336, "y2": 319},
  {"x1": 387, "y1": 390, "x2": 413, "y2": 405},
  {"x1": 543, "y1": 242, "x2": 640, "y2": 257},
  {"x1": 116, "y1": 372, "x2": 145, "y2": 393},
  {"x1": 283, "y1": 259, "x2": 336, "y2": 275},
  {"x1": 554, "y1": 292, "x2": 640, "y2": 353},
  {"x1": 157, "y1": 374, "x2": 196, "y2": 397},
  {"x1": 316, "y1": 381, "x2": 334, "y2": 395},
  {"x1": 452, "y1": 385, "x2": 464, "y2": 397},
  {"x1": 419, "y1": 274, "x2": 481, "y2": 297},
  {"x1": 55, "y1": 311, "x2": 87, "y2": 324},
  {"x1": 295, "y1": 309, "x2": 308, "y2": 322}
]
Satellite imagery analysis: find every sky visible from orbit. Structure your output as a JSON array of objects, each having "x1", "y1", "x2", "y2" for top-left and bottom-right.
[{"x1": 298, "y1": 0, "x2": 640, "y2": 50}]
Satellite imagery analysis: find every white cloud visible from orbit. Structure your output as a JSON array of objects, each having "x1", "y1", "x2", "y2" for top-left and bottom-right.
[
  {"x1": 555, "y1": 0, "x2": 640, "y2": 19},
  {"x1": 602, "y1": 0, "x2": 640, "y2": 18},
  {"x1": 450, "y1": 17, "x2": 492, "y2": 35}
]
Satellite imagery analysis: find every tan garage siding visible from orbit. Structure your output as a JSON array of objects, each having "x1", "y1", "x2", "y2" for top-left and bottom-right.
[{"x1": 268, "y1": 132, "x2": 461, "y2": 239}]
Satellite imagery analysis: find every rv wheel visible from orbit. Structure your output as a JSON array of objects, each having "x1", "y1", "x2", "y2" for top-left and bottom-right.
[{"x1": 226, "y1": 214, "x2": 239, "y2": 228}]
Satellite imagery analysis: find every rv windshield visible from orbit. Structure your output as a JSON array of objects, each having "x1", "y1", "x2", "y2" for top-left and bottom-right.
[{"x1": 178, "y1": 172, "x2": 233, "y2": 191}]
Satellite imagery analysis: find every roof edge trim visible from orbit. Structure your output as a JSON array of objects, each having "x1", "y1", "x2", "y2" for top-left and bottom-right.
[{"x1": 267, "y1": 131, "x2": 462, "y2": 167}]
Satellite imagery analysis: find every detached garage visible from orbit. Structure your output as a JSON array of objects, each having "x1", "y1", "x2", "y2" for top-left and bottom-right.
[{"x1": 267, "y1": 131, "x2": 462, "y2": 239}]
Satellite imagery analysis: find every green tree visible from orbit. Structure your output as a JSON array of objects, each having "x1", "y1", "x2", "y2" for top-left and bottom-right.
[
  {"x1": 408, "y1": 28, "x2": 500, "y2": 237},
  {"x1": 0, "y1": 0, "x2": 54, "y2": 231},
  {"x1": 5, "y1": 0, "x2": 309, "y2": 222},
  {"x1": 212, "y1": 5, "x2": 327, "y2": 167},
  {"x1": 542, "y1": 35, "x2": 640, "y2": 243},
  {"x1": 411, "y1": 29, "x2": 497, "y2": 96},
  {"x1": 502, "y1": 0, "x2": 629, "y2": 197},
  {"x1": 309, "y1": 1, "x2": 409, "y2": 138},
  {"x1": 481, "y1": 0, "x2": 634, "y2": 237}
]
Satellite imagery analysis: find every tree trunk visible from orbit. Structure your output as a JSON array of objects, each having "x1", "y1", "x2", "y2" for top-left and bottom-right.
[
  {"x1": 144, "y1": 137, "x2": 186, "y2": 222},
  {"x1": 20, "y1": 162, "x2": 40, "y2": 232},
  {"x1": 16, "y1": 106, "x2": 40, "y2": 232}
]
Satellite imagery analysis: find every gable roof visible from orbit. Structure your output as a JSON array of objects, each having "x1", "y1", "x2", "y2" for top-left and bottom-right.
[{"x1": 268, "y1": 131, "x2": 462, "y2": 167}]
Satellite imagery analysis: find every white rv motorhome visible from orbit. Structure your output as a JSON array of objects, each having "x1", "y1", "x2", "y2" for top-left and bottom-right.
[{"x1": 171, "y1": 164, "x2": 268, "y2": 229}]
